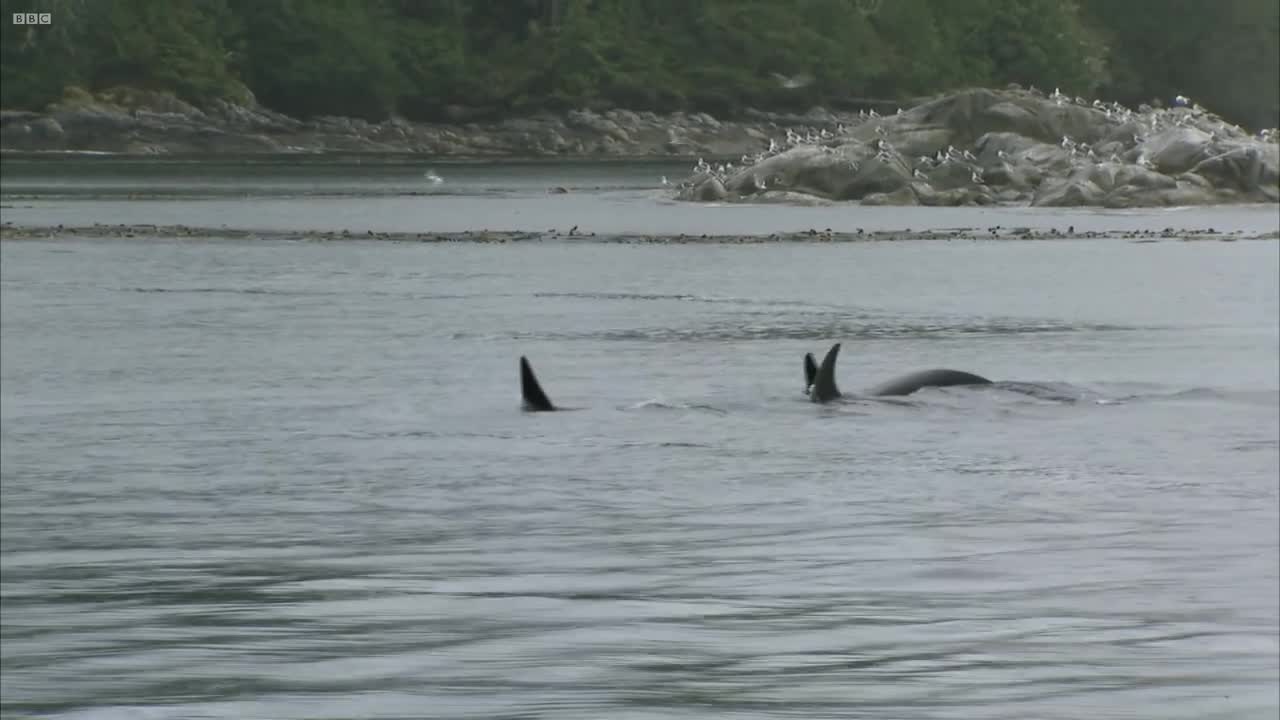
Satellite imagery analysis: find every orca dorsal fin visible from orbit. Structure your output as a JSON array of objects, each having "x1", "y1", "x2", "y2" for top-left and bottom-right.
[
  {"x1": 804, "y1": 352, "x2": 818, "y2": 393},
  {"x1": 520, "y1": 356, "x2": 556, "y2": 411},
  {"x1": 809, "y1": 343, "x2": 842, "y2": 403}
]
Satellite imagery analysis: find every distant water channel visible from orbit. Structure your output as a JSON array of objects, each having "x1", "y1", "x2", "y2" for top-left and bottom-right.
[
  {"x1": 3, "y1": 153, "x2": 1279, "y2": 236},
  {"x1": 2, "y1": 155, "x2": 1278, "y2": 718}
]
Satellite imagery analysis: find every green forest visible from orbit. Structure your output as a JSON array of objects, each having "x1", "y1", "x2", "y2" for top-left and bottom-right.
[{"x1": 2, "y1": 0, "x2": 1277, "y2": 129}]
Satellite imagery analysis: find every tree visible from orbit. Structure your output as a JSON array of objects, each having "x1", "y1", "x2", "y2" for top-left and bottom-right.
[{"x1": 228, "y1": 0, "x2": 403, "y2": 119}]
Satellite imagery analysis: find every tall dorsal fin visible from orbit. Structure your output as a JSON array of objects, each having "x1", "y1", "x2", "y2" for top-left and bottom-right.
[
  {"x1": 804, "y1": 352, "x2": 818, "y2": 392},
  {"x1": 520, "y1": 356, "x2": 556, "y2": 411},
  {"x1": 809, "y1": 343, "x2": 842, "y2": 403}
]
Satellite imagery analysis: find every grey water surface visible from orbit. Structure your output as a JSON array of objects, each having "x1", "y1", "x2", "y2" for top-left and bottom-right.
[
  {"x1": 3, "y1": 155, "x2": 1279, "y2": 236},
  {"x1": 1, "y1": 158, "x2": 1278, "y2": 719}
]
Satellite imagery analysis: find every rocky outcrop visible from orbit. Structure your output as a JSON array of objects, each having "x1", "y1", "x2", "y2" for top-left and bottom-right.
[
  {"x1": 674, "y1": 87, "x2": 1279, "y2": 207},
  {"x1": 3, "y1": 86, "x2": 1276, "y2": 207},
  {"x1": 1, "y1": 87, "x2": 823, "y2": 158}
]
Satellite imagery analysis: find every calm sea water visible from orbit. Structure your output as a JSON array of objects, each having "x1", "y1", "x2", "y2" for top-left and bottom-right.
[
  {"x1": 3, "y1": 154, "x2": 1279, "y2": 236},
  {"x1": 1, "y1": 158, "x2": 1278, "y2": 719}
]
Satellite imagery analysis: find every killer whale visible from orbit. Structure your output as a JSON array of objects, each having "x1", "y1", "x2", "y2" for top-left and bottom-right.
[
  {"x1": 522, "y1": 346, "x2": 990, "y2": 411},
  {"x1": 806, "y1": 343, "x2": 992, "y2": 403},
  {"x1": 520, "y1": 356, "x2": 558, "y2": 411}
]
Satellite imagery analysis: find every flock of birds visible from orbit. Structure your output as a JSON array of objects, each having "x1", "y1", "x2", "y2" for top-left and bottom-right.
[
  {"x1": 673, "y1": 88, "x2": 1278, "y2": 193},
  {"x1": 412, "y1": 87, "x2": 1277, "y2": 195}
]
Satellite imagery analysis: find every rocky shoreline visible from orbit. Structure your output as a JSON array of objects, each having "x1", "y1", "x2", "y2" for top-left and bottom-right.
[
  {"x1": 0, "y1": 87, "x2": 832, "y2": 159},
  {"x1": 674, "y1": 88, "x2": 1280, "y2": 209},
  {"x1": 1, "y1": 86, "x2": 1277, "y2": 208},
  {"x1": 3, "y1": 222, "x2": 1275, "y2": 245}
]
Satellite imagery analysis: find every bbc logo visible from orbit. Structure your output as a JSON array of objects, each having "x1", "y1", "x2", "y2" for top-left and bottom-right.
[{"x1": 12, "y1": 13, "x2": 53, "y2": 25}]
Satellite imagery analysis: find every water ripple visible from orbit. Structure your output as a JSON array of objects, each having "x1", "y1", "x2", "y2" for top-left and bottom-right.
[{"x1": 2, "y1": 222, "x2": 1276, "y2": 719}]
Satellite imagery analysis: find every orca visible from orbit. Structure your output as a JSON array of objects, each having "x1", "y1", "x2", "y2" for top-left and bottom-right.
[
  {"x1": 806, "y1": 343, "x2": 992, "y2": 403},
  {"x1": 809, "y1": 343, "x2": 843, "y2": 402},
  {"x1": 804, "y1": 351, "x2": 818, "y2": 394},
  {"x1": 520, "y1": 356, "x2": 558, "y2": 411}
]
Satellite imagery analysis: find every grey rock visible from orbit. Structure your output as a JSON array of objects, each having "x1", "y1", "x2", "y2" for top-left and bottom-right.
[
  {"x1": 1143, "y1": 127, "x2": 1214, "y2": 174},
  {"x1": 1033, "y1": 178, "x2": 1105, "y2": 207},
  {"x1": 1191, "y1": 143, "x2": 1278, "y2": 194},
  {"x1": 693, "y1": 176, "x2": 728, "y2": 201},
  {"x1": 861, "y1": 186, "x2": 919, "y2": 206},
  {"x1": 672, "y1": 87, "x2": 1279, "y2": 207}
]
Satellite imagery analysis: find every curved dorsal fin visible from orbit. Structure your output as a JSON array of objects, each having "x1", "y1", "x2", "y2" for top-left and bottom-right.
[
  {"x1": 520, "y1": 356, "x2": 556, "y2": 411},
  {"x1": 804, "y1": 352, "x2": 818, "y2": 392},
  {"x1": 809, "y1": 343, "x2": 842, "y2": 403}
]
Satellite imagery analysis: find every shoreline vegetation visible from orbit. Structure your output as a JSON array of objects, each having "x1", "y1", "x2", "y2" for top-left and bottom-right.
[{"x1": 3, "y1": 1, "x2": 1277, "y2": 129}]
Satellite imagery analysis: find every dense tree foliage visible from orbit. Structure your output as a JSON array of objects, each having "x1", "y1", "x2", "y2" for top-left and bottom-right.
[{"x1": 1, "y1": 0, "x2": 1276, "y2": 128}]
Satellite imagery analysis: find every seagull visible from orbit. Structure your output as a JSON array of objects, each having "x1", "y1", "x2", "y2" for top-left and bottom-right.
[
  {"x1": 971, "y1": 170, "x2": 985, "y2": 184},
  {"x1": 424, "y1": 170, "x2": 444, "y2": 184},
  {"x1": 772, "y1": 72, "x2": 814, "y2": 89}
]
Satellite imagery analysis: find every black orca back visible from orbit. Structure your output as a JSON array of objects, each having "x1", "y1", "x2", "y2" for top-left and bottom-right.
[
  {"x1": 867, "y1": 368, "x2": 992, "y2": 397},
  {"x1": 809, "y1": 343, "x2": 842, "y2": 403}
]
